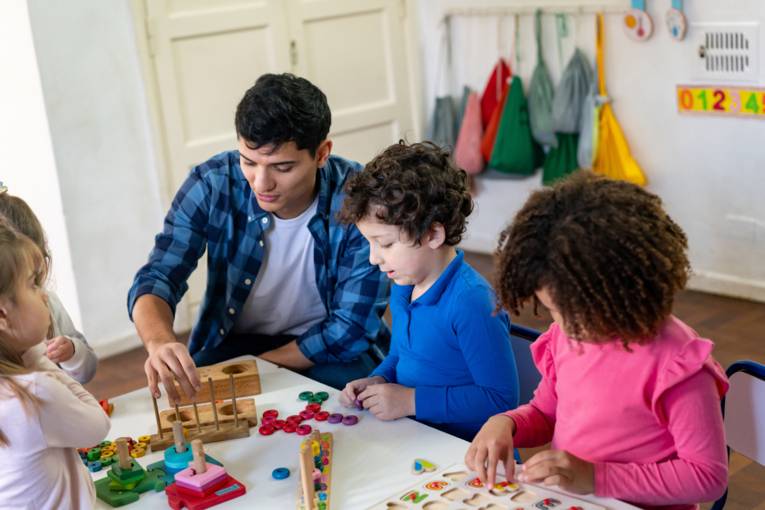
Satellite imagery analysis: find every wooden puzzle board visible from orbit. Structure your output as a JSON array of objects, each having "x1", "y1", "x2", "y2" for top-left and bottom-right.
[
  {"x1": 367, "y1": 463, "x2": 607, "y2": 510},
  {"x1": 158, "y1": 399, "x2": 258, "y2": 431}
]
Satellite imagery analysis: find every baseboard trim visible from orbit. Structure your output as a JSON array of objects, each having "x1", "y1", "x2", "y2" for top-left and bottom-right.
[{"x1": 688, "y1": 271, "x2": 765, "y2": 303}]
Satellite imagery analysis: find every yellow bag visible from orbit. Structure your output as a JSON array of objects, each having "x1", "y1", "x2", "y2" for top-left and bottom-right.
[{"x1": 592, "y1": 13, "x2": 647, "y2": 186}]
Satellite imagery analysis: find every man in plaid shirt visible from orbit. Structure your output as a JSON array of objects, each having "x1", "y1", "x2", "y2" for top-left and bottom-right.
[{"x1": 128, "y1": 74, "x2": 390, "y2": 401}]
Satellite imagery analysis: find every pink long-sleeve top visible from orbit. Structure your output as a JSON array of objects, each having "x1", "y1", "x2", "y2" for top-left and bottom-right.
[{"x1": 505, "y1": 316, "x2": 729, "y2": 509}]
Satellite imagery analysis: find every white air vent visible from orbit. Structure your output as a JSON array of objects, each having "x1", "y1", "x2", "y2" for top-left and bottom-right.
[{"x1": 691, "y1": 22, "x2": 759, "y2": 82}]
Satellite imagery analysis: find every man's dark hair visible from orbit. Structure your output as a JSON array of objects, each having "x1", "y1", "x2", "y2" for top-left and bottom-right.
[
  {"x1": 235, "y1": 73, "x2": 331, "y2": 156},
  {"x1": 338, "y1": 141, "x2": 473, "y2": 246}
]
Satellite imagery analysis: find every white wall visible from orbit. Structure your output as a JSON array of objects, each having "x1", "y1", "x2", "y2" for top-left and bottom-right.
[
  {"x1": 0, "y1": 1, "x2": 81, "y2": 326},
  {"x1": 24, "y1": 0, "x2": 166, "y2": 356},
  {"x1": 416, "y1": 0, "x2": 765, "y2": 301}
]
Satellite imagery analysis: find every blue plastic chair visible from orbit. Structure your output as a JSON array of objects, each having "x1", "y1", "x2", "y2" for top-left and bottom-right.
[
  {"x1": 711, "y1": 359, "x2": 765, "y2": 510},
  {"x1": 509, "y1": 324, "x2": 542, "y2": 406}
]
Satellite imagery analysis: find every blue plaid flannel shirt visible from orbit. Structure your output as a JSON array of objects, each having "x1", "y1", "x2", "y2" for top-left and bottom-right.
[{"x1": 128, "y1": 151, "x2": 390, "y2": 363}]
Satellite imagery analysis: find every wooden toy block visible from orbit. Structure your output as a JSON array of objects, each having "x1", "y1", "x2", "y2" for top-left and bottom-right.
[
  {"x1": 165, "y1": 474, "x2": 246, "y2": 510},
  {"x1": 95, "y1": 438, "x2": 166, "y2": 507},
  {"x1": 164, "y1": 439, "x2": 246, "y2": 509},
  {"x1": 297, "y1": 430, "x2": 333, "y2": 510},
  {"x1": 158, "y1": 398, "x2": 258, "y2": 432},
  {"x1": 150, "y1": 420, "x2": 250, "y2": 452},
  {"x1": 172, "y1": 360, "x2": 260, "y2": 405}
]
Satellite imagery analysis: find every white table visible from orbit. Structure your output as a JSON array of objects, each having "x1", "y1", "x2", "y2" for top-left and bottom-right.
[{"x1": 93, "y1": 357, "x2": 637, "y2": 509}]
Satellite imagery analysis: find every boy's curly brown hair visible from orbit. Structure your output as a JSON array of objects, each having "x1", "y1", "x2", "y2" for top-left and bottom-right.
[
  {"x1": 495, "y1": 171, "x2": 690, "y2": 344},
  {"x1": 338, "y1": 141, "x2": 473, "y2": 245}
]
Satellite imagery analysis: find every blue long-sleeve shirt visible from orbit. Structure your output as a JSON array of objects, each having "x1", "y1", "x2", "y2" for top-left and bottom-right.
[{"x1": 371, "y1": 251, "x2": 519, "y2": 440}]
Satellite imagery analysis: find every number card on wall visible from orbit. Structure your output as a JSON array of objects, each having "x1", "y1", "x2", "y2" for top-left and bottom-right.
[{"x1": 677, "y1": 85, "x2": 765, "y2": 118}]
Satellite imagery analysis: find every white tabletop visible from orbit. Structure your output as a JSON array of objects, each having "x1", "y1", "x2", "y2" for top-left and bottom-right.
[{"x1": 92, "y1": 356, "x2": 637, "y2": 509}]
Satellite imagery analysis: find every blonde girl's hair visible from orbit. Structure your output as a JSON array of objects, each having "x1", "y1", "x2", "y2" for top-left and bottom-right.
[
  {"x1": 0, "y1": 190, "x2": 51, "y2": 275},
  {"x1": 0, "y1": 219, "x2": 46, "y2": 447}
]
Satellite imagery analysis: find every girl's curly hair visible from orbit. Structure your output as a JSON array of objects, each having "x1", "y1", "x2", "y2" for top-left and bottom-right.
[
  {"x1": 338, "y1": 141, "x2": 473, "y2": 245},
  {"x1": 495, "y1": 171, "x2": 690, "y2": 344}
]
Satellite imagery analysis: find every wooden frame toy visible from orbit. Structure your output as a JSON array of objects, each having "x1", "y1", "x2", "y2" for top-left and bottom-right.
[
  {"x1": 171, "y1": 359, "x2": 260, "y2": 405},
  {"x1": 149, "y1": 374, "x2": 253, "y2": 452},
  {"x1": 297, "y1": 430, "x2": 334, "y2": 510}
]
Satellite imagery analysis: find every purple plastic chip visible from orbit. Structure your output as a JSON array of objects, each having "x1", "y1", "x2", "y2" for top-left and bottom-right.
[
  {"x1": 327, "y1": 413, "x2": 344, "y2": 424},
  {"x1": 342, "y1": 415, "x2": 359, "y2": 426}
]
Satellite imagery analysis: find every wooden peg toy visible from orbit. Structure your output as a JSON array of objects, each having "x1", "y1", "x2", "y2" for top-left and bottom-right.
[
  {"x1": 165, "y1": 439, "x2": 246, "y2": 509},
  {"x1": 297, "y1": 430, "x2": 334, "y2": 510},
  {"x1": 171, "y1": 359, "x2": 261, "y2": 405},
  {"x1": 95, "y1": 438, "x2": 166, "y2": 507}
]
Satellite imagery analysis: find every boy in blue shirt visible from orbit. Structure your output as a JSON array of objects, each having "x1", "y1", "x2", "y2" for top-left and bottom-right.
[{"x1": 338, "y1": 141, "x2": 519, "y2": 440}]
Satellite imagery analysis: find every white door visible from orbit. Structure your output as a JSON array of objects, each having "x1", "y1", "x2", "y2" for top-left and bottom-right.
[
  {"x1": 145, "y1": 0, "x2": 291, "y2": 325},
  {"x1": 285, "y1": 0, "x2": 416, "y2": 164}
]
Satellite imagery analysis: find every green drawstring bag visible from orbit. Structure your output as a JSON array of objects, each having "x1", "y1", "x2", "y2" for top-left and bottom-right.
[
  {"x1": 488, "y1": 76, "x2": 543, "y2": 175},
  {"x1": 542, "y1": 132, "x2": 579, "y2": 185},
  {"x1": 527, "y1": 10, "x2": 557, "y2": 148},
  {"x1": 552, "y1": 48, "x2": 593, "y2": 133}
]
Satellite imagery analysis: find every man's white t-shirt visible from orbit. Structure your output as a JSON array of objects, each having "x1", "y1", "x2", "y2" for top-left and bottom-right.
[{"x1": 233, "y1": 196, "x2": 327, "y2": 336}]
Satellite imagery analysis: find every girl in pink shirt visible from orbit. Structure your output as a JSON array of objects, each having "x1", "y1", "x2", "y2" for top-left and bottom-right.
[
  {"x1": 466, "y1": 172, "x2": 728, "y2": 509},
  {"x1": 0, "y1": 220, "x2": 110, "y2": 509}
]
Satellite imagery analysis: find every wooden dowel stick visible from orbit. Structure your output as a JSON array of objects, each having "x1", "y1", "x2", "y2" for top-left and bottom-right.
[
  {"x1": 172, "y1": 421, "x2": 186, "y2": 453},
  {"x1": 208, "y1": 377, "x2": 220, "y2": 430},
  {"x1": 299, "y1": 441, "x2": 316, "y2": 510},
  {"x1": 116, "y1": 438, "x2": 132, "y2": 469},
  {"x1": 152, "y1": 393, "x2": 164, "y2": 439},
  {"x1": 229, "y1": 373, "x2": 239, "y2": 428},
  {"x1": 192, "y1": 401, "x2": 202, "y2": 432},
  {"x1": 174, "y1": 402, "x2": 181, "y2": 422},
  {"x1": 191, "y1": 439, "x2": 207, "y2": 474}
]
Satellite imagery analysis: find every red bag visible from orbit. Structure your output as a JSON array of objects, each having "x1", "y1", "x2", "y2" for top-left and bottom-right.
[
  {"x1": 480, "y1": 59, "x2": 511, "y2": 128},
  {"x1": 481, "y1": 78, "x2": 510, "y2": 162}
]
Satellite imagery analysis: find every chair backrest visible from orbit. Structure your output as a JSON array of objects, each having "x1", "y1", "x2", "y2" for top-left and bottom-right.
[
  {"x1": 724, "y1": 360, "x2": 765, "y2": 465},
  {"x1": 711, "y1": 359, "x2": 765, "y2": 510},
  {"x1": 509, "y1": 324, "x2": 542, "y2": 406}
]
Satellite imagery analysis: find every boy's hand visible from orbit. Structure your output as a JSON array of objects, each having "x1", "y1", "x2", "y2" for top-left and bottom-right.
[
  {"x1": 46, "y1": 336, "x2": 75, "y2": 363},
  {"x1": 465, "y1": 414, "x2": 517, "y2": 487},
  {"x1": 339, "y1": 376, "x2": 385, "y2": 408},
  {"x1": 357, "y1": 383, "x2": 414, "y2": 420},
  {"x1": 517, "y1": 449, "x2": 594, "y2": 494}
]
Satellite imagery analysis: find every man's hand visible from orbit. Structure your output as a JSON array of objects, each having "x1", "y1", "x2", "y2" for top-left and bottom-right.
[
  {"x1": 339, "y1": 376, "x2": 385, "y2": 408},
  {"x1": 357, "y1": 383, "x2": 414, "y2": 421},
  {"x1": 46, "y1": 336, "x2": 75, "y2": 363},
  {"x1": 465, "y1": 414, "x2": 517, "y2": 487},
  {"x1": 144, "y1": 341, "x2": 200, "y2": 403},
  {"x1": 517, "y1": 449, "x2": 595, "y2": 494}
]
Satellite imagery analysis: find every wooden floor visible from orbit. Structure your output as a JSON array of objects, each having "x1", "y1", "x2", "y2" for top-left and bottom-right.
[{"x1": 85, "y1": 251, "x2": 764, "y2": 508}]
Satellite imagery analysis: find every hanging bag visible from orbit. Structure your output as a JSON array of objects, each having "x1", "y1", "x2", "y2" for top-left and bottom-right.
[
  {"x1": 454, "y1": 89, "x2": 485, "y2": 175},
  {"x1": 552, "y1": 49, "x2": 593, "y2": 133},
  {"x1": 527, "y1": 10, "x2": 557, "y2": 148},
  {"x1": 488, "y1": 75, "x2": 543, "y2": 175},
  {"x1": 428, "y1": 16, "x2": 458, "y2": 149},
  {"x1": 592, "y1": 13, "x2": 647, "y2": 185}
]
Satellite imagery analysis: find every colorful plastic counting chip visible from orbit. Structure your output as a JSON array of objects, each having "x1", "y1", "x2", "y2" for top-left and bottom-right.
[
  {"x1": 263, "y1": 409, "x2": 279, "y2": 420},
  {"x1": 305, "y1": 403, "x2": 322, "y2": 413},
  {"x1": 298, "y1": 391, "x2": 314, "y2": 401},
  {"x1": 342, "y1": 415, "x2": 359, "y2": 426},
  {"x1": 283, "y1": 423, "x2": 297, "y2": 434},
  {"x1": 299, "y1": 410, "x2": 315, "y2": 420},
  {"x1": 327, "y1": 413, "x2": 343, "y2": 424},
  {"x1": 87, "y1": 460, "x2": 102, "y2": 472},
  {"x1": 271, "y1": 467, "x2": 290, "y2": 480},
  {"x1": 315, "y1": 391, "x2": 329, "y2": 402},
  {"x1": 258, "y1": 425, "x2": 275, "y2": 436},
  {"x1": 314, "y1": 411, "x2": 329, "y2": 421},
  {"x1": 272, "y1": 419, "x2": 286, "y2": 430},
  {"x1": 296, "y1": 424, "x2": 312, "y2": 436}
]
